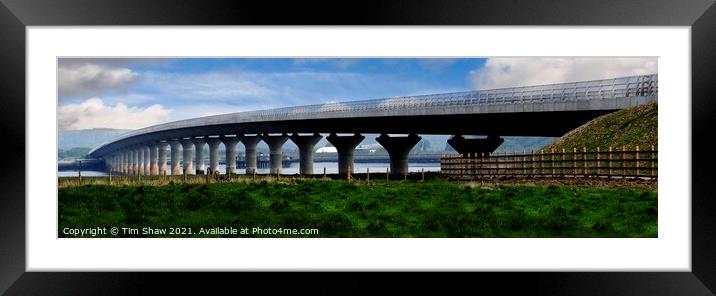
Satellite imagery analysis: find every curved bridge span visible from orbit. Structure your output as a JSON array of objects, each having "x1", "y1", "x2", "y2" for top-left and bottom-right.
[{"x1": 89, "y1": 74, "x2": 657, "y2": 176}]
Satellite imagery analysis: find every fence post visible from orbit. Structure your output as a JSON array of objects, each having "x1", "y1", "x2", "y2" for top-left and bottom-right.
[
  {"x1": 531, "y1": 150, "x2": 535, "y2": 177},
  {"x1": 551, "y1": 149, "x2": 555, "y2": 176},
  {"x1": 347, "y1": 165, "x2": 351, "y2": 182},
  {"x1": 540, "y1": 150, "x2": 544, "y2": 177},
  {"x1": 622, "y1": 145, "x2": 626, "y2": 178},
  {"x1": 497, "y1": 151, "x2": 502, "y2": 176},
  {"x1": 573, "y1": 147, "x2": 577, "y2": 177},
  {"x1": 596, "y1": 147, "x2": 601, "y2": 176},
  {"x1": 636, "y1": 145, "x2": 640, "y2": 176},
  {"x1": 421, "y1": 168, "x2": 425, "y2": 182},
  {"x1": 386, "y1": 167, "x2": 389, "y2": 182},
  {"x1": 583, "y1": 147, "x2": 587, "y2": 176},
  {"x1": 561, "y1": 148, "x2": 566, "y2": 176},
  {"x1": 367, "y1": 167, "x2": 370, "y2": 183},
  {"x1": 651, "y1": 145, "x2": 655, "y2": 177},
  {"x1": 608, "y1": 146, "x2": 613, "y2": 179},
  {"x1": 522, "y1": 149, "x2": 526, "y2": 176}
]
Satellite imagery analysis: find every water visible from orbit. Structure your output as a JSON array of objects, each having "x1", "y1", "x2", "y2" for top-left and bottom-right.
[
  {"x1": 58, "y1": 170, "x2": 112, "y2": 177},
  {"x1": 57, "y1": 162, "x2": 441, "y2": 177}
]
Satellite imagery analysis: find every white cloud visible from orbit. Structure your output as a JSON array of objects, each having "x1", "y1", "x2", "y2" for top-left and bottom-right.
[
  {"x1": 58, "y1": 97, "x2": 171, "y2": 130},
  {"x1": 139, "y1": 70, "x2": 372, "y2": 107},
  {"x1": 469, "y1": 57, "x2": 657, "y2": 89},
  {"x1": 141, "y1": 71, "x2": 276, "y2": 100},
  {"x1": 59, "y1": 63, "x2": 139, "y2": 98}
]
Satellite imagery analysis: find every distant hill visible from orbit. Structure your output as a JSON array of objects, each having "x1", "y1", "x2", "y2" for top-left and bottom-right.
[
  {"x1": 58, "y1": 128, "x2": 133, "y2": 151},
  {"x1": 543, "y1": 103, "x2": 657, "y2": 152}
]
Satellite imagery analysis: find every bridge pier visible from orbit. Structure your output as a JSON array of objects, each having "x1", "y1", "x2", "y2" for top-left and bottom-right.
[
  {"x1": 137, "y1": 146, "x2": 145, "y2": 176},
  {"x1": 238, "y1": 135, "x2": 262, "y2": 174},
  {"x1": 376, "y1": 134, "x2": 422, "y2": 177},
  {"x1": 123, "y1": 150, "x2": 130, "y2": 175},
  {"x1": 206, "y1": 137, "x2": 221, "y2": 174},
  {"x1": 326, "y1": 133, "x2": 364, "y2": 175},
  {"x1": 169, "y1": 140, "x2": 182, "y2": 175},
  {"x1": 192, "y1": 138, "x2": 206, "y2": 174},
  {"x1": 133, "y1": 148, "x2": 140, "y2": 175},
  {"x1": 120, "y1": 151, "x2": 125, "y2": 174},
  {"x1": 181, "y1": 139, "x2": 195, "y2": 175},
  {"x1": 221, "y1": 136, "x2": 239, "y2": 175},
  {"x1": 149, "y1": 144, "x2": 158, "y2": 175},
  {"x1": 262, "y1": 133, "x2": 289, "y2": 175},
  {"x1": 447, "y1": 134, "x2": 504, "y2": 157},
  {"x1": 157, "y1": 142, "x2": 168, "y2": 175},
  {"x1": 143, "y1": 145, "x2": 151, "y2": 175},
  {"x1": 105, "y1": 157, "x2": 112, "y2": 173},
  {"x1": 290, "y1": 133, "x2": 323, "y2": 175}
]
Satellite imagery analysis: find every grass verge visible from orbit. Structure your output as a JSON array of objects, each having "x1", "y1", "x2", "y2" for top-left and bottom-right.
[{"x1": 58, "y1": 179, "x2": 657, "y2": 238}]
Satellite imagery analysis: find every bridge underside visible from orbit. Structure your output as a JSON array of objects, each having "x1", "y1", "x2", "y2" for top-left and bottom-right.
[{"x1": 105, "y1": 110, "x2": 614, "y2": 149}]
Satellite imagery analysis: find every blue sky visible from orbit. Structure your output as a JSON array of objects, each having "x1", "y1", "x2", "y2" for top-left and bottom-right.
[{"x1": 57, "y1": 57, "x2": 656, "y2": 131}]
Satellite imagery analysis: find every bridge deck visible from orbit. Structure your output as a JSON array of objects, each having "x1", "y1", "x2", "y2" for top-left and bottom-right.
[{"x1": 89, "y1": 74, "x2": 657, "y2": 157}]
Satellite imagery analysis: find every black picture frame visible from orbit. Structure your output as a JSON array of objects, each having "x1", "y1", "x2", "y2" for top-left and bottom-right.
[{"x1": 1, "y1": 0, "x2": 715, "y2": 294}]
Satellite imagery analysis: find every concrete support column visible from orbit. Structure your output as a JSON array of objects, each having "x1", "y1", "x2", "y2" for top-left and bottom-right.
[
  {"x1": 206, "y1": 137, "x2": 221, "y2": 174},
  {"x1": 144, "y1": 145, "x2": 151, "y2": 175},
  {"x1": 132, "y1": 148, "x2": 138, "y2": 175},
  {"x1": 261, "y1": 133, "x2": 289, "y2": 175},
  {"x1": 221, "y1": 136, "x2": 240, "y2": 175},
  {"x1": 149, "y1": 143, "x2": 159, "y2": 176},
  {"x1": 137, "y1": 147, "x2": 145, "y2": 175},
  {"x1": 123, "y1": 150, "x2": 129, "y2": 174},
  {"x1": 289, "y1": 133, "x2": 323, "y2": 175},
  {"x1": 376, "y1": 134, "x2": 422, "y2": 177},
  {"x1": 326, "y1": 133, "x2": 365, "y2": 175},
  {"x1": 119, "y1": 151, "x2": 125, "y2": 174},
  {"x1": 192, "y1": 138, "x2": 206, "y2": 174},
  {"x1": 447, "y1": 134, "x2": 504, "y2": 157},
  {"x1": 106, "y1": 158, "x2": 112, "y2": 173},
  {"x1": 169, "y1": 140, "x2": 182, "y2": 175},
  {"x1": 157, "y1": 142, "x2": 168, "y2": 176},
  {"x1": 181, "y1": 139, "x2": 194, "y2": 175},
  {"x1": 237, "y1": 135, "x2": 262, "y2": 174}
]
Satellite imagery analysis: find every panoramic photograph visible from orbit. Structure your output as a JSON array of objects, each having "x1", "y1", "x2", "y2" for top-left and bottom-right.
[{"x1": 57, "y1": 57, "x2": 658, "y2": 238}]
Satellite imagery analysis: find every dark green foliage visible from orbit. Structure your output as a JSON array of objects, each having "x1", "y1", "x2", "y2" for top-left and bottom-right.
[{"x1": 58, "y1": 180, "x2": 657, "y2": 238}]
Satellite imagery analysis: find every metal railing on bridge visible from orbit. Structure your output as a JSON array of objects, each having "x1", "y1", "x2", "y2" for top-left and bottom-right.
[{"x1": 253, "y1": 74, "x2": 658, "y2": 117}]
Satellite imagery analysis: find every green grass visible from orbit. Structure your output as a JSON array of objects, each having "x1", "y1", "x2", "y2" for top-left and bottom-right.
[
  {"x1": 544, "y1": 102, "x2": 657, "y2": 151},
  {"x1": 58, "y1": 179, "x2": 657, "y2": 238}
]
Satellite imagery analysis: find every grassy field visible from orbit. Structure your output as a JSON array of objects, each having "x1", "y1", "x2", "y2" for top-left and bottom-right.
[{"x1": 58, "y1": 178, "x2": 657, "y2": 238}]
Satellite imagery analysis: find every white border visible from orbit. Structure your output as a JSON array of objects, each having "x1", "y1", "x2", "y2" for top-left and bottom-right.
[{"x1": 27, "y1": 27, "x2": 690, "y2": 271}]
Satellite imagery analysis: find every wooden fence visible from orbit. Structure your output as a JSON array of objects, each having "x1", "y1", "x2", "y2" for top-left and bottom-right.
[{"x1": 441, "y1": 145, "x2": 657, "y2": 180}]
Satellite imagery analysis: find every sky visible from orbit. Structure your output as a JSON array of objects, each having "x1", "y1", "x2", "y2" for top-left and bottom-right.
[{"x1": 57, "y1": 57, "x2": 657, "y2": 131}]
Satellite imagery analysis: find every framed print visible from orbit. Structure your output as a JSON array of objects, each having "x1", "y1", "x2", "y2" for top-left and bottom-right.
[{"x1": 2, "y1": 0, "x2": 716, "y2": 294}]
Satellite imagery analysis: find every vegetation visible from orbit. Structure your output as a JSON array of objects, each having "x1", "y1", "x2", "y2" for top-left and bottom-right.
[
  {"x1": 544, "y1": 103, "x2": 657, "y2": 151},
  {"x1": 59, "y1": 179, "x2": 657, "y2": 238},
  {"x1": 58, "y1": 147, "x2": 91, "y2": 159}
]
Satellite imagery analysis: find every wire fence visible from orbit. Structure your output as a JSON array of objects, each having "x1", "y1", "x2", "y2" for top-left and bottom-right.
[{"x1": 441, "y1": 145, "x2": 657, "y2": 180}]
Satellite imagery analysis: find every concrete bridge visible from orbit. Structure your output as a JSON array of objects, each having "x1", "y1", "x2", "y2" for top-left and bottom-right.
[{"x1": 88, "y1": 74, "x2": 658, "y2": 177}]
